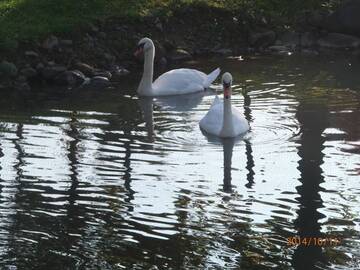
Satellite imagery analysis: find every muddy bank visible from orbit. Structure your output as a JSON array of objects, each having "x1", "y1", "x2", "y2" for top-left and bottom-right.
[{"x1": 1, "y1": 2, "x2": 360, "y2": 93}]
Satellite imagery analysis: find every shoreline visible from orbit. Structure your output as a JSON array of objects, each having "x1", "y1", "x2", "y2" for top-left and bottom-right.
[{"x1": 1, "y1": 2, "x2": 360, "y2": 93}]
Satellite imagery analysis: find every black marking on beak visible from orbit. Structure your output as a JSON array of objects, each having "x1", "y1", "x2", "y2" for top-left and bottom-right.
[
  {"x1": 223, "y1": 82, "x2": 231, "y2": 88},
  {"x1": 134, "y1": 43, "x2": 145, "y2": 57}
]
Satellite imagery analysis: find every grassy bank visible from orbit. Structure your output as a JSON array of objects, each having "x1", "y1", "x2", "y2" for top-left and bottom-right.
[{"x1": 0, "y1": 0, "x2": 341, "y2": 43}]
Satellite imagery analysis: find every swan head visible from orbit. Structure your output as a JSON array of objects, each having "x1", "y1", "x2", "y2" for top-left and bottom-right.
[
  {"x1": 222, "y1": 72, "x2": 232, "y2": 99},
  {"x1": 134, "y1": 37, "x2": 154, "y2": 57}
]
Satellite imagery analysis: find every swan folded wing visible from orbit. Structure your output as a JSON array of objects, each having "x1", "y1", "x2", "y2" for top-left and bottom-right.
[
  {"x1": 199, "y1": 103, "x2": 223, "y2": 136},
  {"x1": 152, "y1": 69, "x2": 207, "y2": 96}
]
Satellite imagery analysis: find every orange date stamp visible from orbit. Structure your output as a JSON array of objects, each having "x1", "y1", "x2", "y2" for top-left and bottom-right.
[{"x1": 287, "y1": 237, "x2": 341, "y2": 247}]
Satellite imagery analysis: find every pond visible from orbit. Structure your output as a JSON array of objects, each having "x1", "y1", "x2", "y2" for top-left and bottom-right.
[{"x1": 0, "y1": 54, "x2": 359, "y2": 269}]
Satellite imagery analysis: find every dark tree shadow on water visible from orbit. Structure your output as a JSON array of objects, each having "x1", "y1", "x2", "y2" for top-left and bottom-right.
[{"x1": 292, "y1": 102, "x2": 329, "y2": 270}]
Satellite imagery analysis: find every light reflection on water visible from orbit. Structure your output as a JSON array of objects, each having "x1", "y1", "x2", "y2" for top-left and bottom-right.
[{"x1": 0, "y1": 54, "x2": 359, "y2": 269}]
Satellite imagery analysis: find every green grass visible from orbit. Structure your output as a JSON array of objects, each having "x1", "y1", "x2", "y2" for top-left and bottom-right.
[
  {"x1": 0, "y1": 0, "x2": 131, "y2": 41},
  {"x1": 0, "y1": 0, "x2": 341, "y2": 43},
  {"x1": 0, "y1": 0, "x2": 206, "y2": 41}
]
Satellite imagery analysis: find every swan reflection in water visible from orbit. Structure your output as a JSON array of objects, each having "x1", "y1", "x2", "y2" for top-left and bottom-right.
[
  {"x1": 222, "y1": 137, "x2": 236, "y2": 192},
  {"x1": 138, "y1": 97, "x2": 155, "y2": 142},
  {"x1": 201, "y1": 86, "x2": 255, "y2": 192},
  {"x1": 202, "y1": 133, "x2": 252, "y2": 192},
  {"x1": 242, "y1": 87, "x2": 255, "y2": 188},
  {"x1": 211, "y1": 83, "x2": 255, "y2": 191},
  {"x1": 138, "y1": 91, "x2": 208, "y2": 141},
  {"x1": 139, "y1": 89, "x2": 254, "y2": 191}
]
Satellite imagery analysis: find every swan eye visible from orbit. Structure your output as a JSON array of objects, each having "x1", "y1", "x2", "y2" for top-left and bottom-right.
[{"x1": 137, "y1": 43, "x2": 145, "y2": 49}]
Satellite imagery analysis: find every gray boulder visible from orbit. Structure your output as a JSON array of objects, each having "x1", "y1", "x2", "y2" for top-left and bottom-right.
[
  {"x1": 317, "y1": 33, "x2": 360, "y2": 49},
  {"x1": 167, "y1": 48, "x2": 192, "y2": 62},
  {"x1": 42, "y1": 35, "x2": 59, "y2": 50},
  {"x1": 104, "y1": 53, "x2": 115, "y2": 63},
  {"x1": 250, "y1": 30, "x2": 276, "y2": 49},
  {"x1": 211, "y1": 48, "x2": 233, "y2": 56},
  {"x1": 54, "y1": 70, "x2": 86, "y2": 87},
  {"x1": 110, "y1": 67, "x2": 130, "y2": 82},
  {"x1": 0, "y1": 61, "x2": 18, "y2": 77},
  {"x1": 36, "y1": 62, "x2": 45, "y2": 71},
  {"x1": 25, "y1": 51, "x2": 39, "y2": 58},
  {"x1": 93, "y1": 70, "x2": 112, "y2": 80},
  {"x1": 268, "y1": 45, "x2": 291, "y2": 55},
  {"x1": 59, "y1": 39, "x2": 73, "y2": 46},
  {"x1": 324, "y1": 0, "x2": 360, "y2": 37},
  {"x1": 279, "y1": 31, "x2": 300, "y2": 48},
  {"x1": 81, "y1": 76, "x2": 110, "y2": 90},
  {"x1": 300, "y1": 32, "x2": 317, "y2": 48},
  {"x1": 299, "y1": 49, "x2": 319, "y2": 56},
  {"x1": 20, "y1": 67, "x2": 38, "y2": 78},
  {"x1": 13, "y1": 76, "x2": 31, "y2": 91},
  {"x1": 42, "y1": 65, "x2": 67, "y2": 80},
  {"x1": 73, "y1": 62, "x2": 95, "y2": 77}
]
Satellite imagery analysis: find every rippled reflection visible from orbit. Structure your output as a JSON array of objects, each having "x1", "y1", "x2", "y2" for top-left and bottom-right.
[
  {"x1": 293, "y1": 102, "x2": 328, "y2": 269},
  {"x1": 222, "y1": 138, "x2": 235, "y2": 192},
  {"x1": 0, "y1": 55, "x2": 359, "y2": 270}
]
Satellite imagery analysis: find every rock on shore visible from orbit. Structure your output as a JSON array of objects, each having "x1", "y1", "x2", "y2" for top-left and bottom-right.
[{"x1": 323, "y1": 0, "x2": 360, "y2": 37}]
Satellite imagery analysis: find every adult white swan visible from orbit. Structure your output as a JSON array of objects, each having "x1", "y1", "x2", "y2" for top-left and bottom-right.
[
  {"x1": 134, "y1": 37, "x2": 220, "y2": 96},
  {"x1": 199, "y1": 72, "x2": 249, "y2": 137}
]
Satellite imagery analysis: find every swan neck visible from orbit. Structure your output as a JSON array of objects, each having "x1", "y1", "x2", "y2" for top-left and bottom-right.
[
  {"x1": 221, "y1": 97, "x2": 234, "y2": 136},
  {"x1": 138, "y1": 47, "x2": 154, "y2": 95}
]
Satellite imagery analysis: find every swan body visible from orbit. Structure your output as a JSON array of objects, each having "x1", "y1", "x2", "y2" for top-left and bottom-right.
[
  {"x1": 200, "y1": 73, "x2": 249, "y2": 138},
  {"x1": 135, "y1": 38, "x2": 220, "y2": 96}
]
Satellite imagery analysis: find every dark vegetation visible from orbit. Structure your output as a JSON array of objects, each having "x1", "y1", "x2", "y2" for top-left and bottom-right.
[{"x1": 0, "y1": 0, "x2": 341, "y2": 43}]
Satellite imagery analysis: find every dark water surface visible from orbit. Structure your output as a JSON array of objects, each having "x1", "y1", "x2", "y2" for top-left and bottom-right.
[{"x1": 0, "y1": 54, "x2": 359, "y2": 270}]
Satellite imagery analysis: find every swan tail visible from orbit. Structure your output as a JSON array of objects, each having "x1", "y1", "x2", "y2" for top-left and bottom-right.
[{"x1": 204, "y1": 68, "x2": 220, "y2": 88}]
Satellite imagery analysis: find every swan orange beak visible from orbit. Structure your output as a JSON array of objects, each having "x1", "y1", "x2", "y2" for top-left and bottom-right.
[{"x1": 223, "y1": 83, "x2": 231, "y2": 99}]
